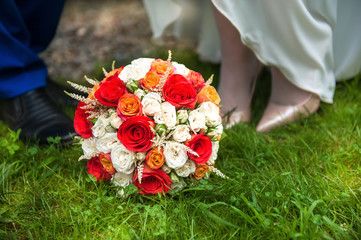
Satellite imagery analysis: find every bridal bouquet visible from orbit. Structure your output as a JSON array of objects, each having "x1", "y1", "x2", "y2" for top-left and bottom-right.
[{"x1": 69, "y1": 52, "x2": 224, "y2": 196}]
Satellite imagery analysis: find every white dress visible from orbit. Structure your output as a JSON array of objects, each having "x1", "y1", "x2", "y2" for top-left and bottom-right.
[{"x1": 143, "y1": 0, "x2": 361, "y2": 103}]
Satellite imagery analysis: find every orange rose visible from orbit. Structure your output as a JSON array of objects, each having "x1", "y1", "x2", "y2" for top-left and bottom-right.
[
  {"x1": 117, "y1": 93, "x2": 142, "y2": 120},
  {"x1": 197, "y1": 85, "x2": 221, "y2": 105},
  {"x1": 99, "y1": 153, "x2": 115, "y2": 174},
  {"x1": 187, "y1": 70, "x2": 205, "y2": 91},
  {"x1": 88, "y1": 84, "x2": 100, "y2": 100},
  {"x1": 193, "y1": 164, "x2": 209, "y2": 180},
  {"x1": 140, "y1": 71, "x2": 160, "y2": 90},
  {"x1": 151, "y1": 59, "x2": 174, "y2": 75},
  {"x1": 106, "y1": 67, "x2": 123, "y2": 78},
  {"x1": 146, "y1": 147, "x2": 165, "y2": 169}
]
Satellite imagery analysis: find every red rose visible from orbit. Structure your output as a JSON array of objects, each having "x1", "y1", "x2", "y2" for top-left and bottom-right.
[
  {"x1": 94, "y1": 75, "x2": 127, "y2": 106},
  {"x1": 74, "y1": 101, "x2": 93, "y2": 139},
  {"x1": 87, "y1": 156, "x2": 112, "y2": 182},
  {"x1": 133, "y1": 163, "x2": 172, "y2": 195},
  {"x1": 162, "y1": 74, "x2": 198, "y2": 109},
  {"x1": 117, "y1": 116, "x2": 155, "y2": 152},
  {"x1": 186, "y1": 133, "x2": 212, "y2": 164}
]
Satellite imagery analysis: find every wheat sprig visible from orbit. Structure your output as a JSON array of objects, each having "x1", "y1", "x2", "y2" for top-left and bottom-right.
[
  {"x1": 84, "y1": 75, "x2": 99, "y2": 86},
  {"x1": 157, "y1": 50, "x2": 173, "y2": 92},
  {"x1": 79, "y1": 151, "x2": 100, "y2": 161},
  {"x1": 205, "y1": 74, "x2": 214, "y2": 86},
  {"x1": 64, "y1": 91, "x2": 86, "y2": 102},
  {"x1": 102, "y1": 68, "x2": 108, "y2": 77},
  {"x1": 67, "y1": 81, "x2": 92, "y2": 94},
  {"x1": 209, "y1": 166, "x2": 228, "y2": 179},
  {"x1": 185, "y1": 146, "x2": 199, "y2": 157},
  {"x1": 137, "y1": 163, "x2": 144, "y2": 184},
  {"x1": 166, "y1": 50, "x2": 172, "y2": 62}
]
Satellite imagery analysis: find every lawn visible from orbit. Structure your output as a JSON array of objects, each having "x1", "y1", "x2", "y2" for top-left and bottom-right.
[{"x1": 1, "y1": 49, "x2": 360, "y2": 239}]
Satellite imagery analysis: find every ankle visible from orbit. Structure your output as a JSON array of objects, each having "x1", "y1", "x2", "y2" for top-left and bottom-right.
[
  {"x1": 219, "y1": 63, "x2": 262, "y2": 113},
  {"x1": 270, "y1": 67, "x2": 313, "y2": 106},
  {"x1": 270, "y1": 89, "x2": 312, "y2": 106}
]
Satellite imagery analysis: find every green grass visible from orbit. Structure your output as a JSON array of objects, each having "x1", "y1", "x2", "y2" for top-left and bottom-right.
[{"x1": 1, "y1": 49, "x2": 361, "y2": 239}]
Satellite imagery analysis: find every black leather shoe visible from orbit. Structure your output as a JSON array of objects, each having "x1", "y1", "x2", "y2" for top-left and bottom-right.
[
  {"x1": 45, "y1": 79, "x2": 85, "y2": 107},
  {"x1": 0, "y1": 88, "x2": 77, "y2": 145}
]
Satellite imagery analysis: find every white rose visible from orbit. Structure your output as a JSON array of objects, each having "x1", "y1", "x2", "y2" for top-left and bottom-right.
[
  {"x1": 143, "y1": 99, "x2": 160, "y2": 117},
  {"x1": 111, "y1": 143, "x2": 136, "y2": 174},
  {"x1": 188, "y1": 110, "x2": 206, "y2": 132},
  {"x1": 81, "y1": 137, "x2": 98, "y2": 159},
  {"x1": 207, "y1": 141, "x2": 219, "y2": 165},
  {"x1": 175, "y1": 160, "x2": 196, "y2": 177},
  {"x1": 109, "y1": 112, "x2": 123, "y2": 129},
  {"x1": 119, "y1": 58, "x2": 154, "y2": 82},
  {"x1": 96, "y1": 132, "x2": 119, "y2": 153},
  {"x1": 118, "y1": 65, "x2": 138, "y2": 82},
  {"x1": 111, "y1": 172, "x2": 133, "y2": 187},
  {"x1": 207, "y1": 124, "x2": 223, "y2": 140},
  {"x1": 199, "y1": 102, "x2": 222, "y2": 127},
  {"x1": 135, "y1": 151, "x2": 147, "y2": 161},
  {"x1": 92, "y1": 115, "x2": 110, "y2": 138},
  {"x1": 172, "y1": 62, "x2": 190, "y2": 76},
  {"x1": 163, "y1": 142, "x2": 188, "y2": 169},
  {"x1": 142, "y1": 92, "x2": 162, "y2": 117},
  {"x1": 172, "y1": 125, "x2": 191, "y2": 142},
  {"x1": 131, "y1": 58, "x2": 154, "y2": 68},
  {"x1": 177, "y1": 109, "x2": 188, "y2": 124},
  {"x1": 143, "y1": 92, "x2": 161, "y2": 102},
  {"x1": 134, "y1": 89, "x2": 146, "y2": 99},
  {"x1": 154, "y1": 102, "x2": 177, "y2": 129}
]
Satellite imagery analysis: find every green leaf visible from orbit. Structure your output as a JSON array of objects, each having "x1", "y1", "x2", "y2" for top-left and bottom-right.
[
  {"x1": 28, "y1": 146, "x2": 38, "y2": 155},
  {"x1": 198, "y1": 203, "x2": 239, "y2": 228}
]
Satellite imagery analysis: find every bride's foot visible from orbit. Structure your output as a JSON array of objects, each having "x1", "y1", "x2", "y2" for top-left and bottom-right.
[
  {"x1": 223, "y1": 107, "x2": 251, "y2": 129},
  {"x1": 213, "y1": 5, "x2": 262, "y2": 128},
  {"x1": 220, "y1": 62, "x2": 260, "y2": 129},
  {"x1": 256, "y1": 93, "x2": 320, "y2": 132},
  {"x1": 256, "y1": 67, "x2": 320, "y2": 132}
]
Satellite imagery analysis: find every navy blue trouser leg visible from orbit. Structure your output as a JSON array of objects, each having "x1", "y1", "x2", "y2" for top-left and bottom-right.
[{"x1": 0, "y1": 0, "x2": 65, "y2": 98}]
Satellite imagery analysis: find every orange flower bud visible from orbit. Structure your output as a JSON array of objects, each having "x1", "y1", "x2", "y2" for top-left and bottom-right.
[
  {"x1": 197, "y1": 85, "x2": 221, "y2": 105},
  {"x1": 193, "y1": 164, "x2": 209, "y2": 180},
  {"x1": 99, "y1": 153, "x2": 115, "y2": 174},
  {"x1": 88, "y1": 84, "x2": 100, "y2": 100},
  {"x1": 117, "y1": 93, "x2": 143, "y2": 119},
  {"x1": 146, "y1": 147, "x2": 165, "y2": 169},
  {"x1": 140, "y1": 71, "x2": 160, "y2": 90},
  {"x1": 106, "y1": 67, "x2": 123, "y2": 78}
]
